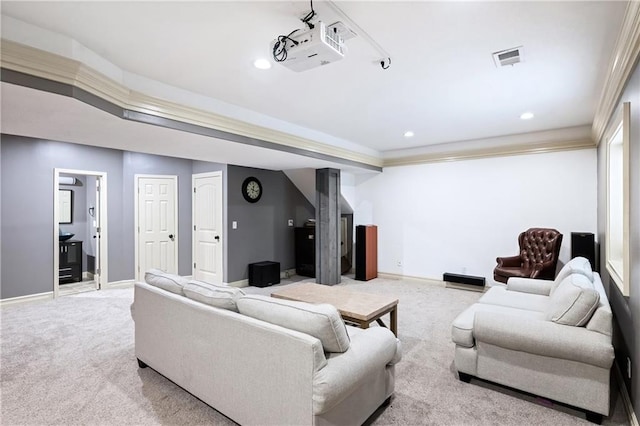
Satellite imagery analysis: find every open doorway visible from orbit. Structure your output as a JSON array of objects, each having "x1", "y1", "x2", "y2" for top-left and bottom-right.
[{"x1": 53, "y1": 169, "x2": 108, "y2": 297}]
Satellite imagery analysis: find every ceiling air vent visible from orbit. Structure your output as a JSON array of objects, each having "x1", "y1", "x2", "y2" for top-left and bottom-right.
[{"x1": 493, "y1": 46, "x2": 524, "y2": 67}]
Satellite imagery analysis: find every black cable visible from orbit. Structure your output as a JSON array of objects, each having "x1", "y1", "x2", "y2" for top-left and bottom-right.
[
  {"x1": 272, "y1": 29, "x2": 300, "y2": 62},
  {"x1": 272, "y1": 0, "x2": 315, "y2": 62},
  {"x1": 301, "y1": 0, "x2": 315, "y2": 29}
]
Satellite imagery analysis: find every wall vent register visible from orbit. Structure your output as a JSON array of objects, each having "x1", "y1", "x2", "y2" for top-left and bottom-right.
[{"x1": 493, "y1": 46, "x2": 524, "y2": 67}]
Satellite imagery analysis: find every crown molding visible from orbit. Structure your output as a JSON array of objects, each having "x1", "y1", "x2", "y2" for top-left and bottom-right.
[
  {"x1": 592, "y1": 1, "x2": 640, "y2": 145},
  {"x1": 382, "y1": 138, "x2": 595, "y2": 167},
  {"x1": 1, "y1": 39, "x2": 382, "y2": 169}
]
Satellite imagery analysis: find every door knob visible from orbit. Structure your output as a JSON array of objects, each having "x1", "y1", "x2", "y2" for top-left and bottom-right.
[
  {"x1": 169, "y1": 234, "x2": 174, "y2": 240},
  {"x1": 214, "y1": 235, "x2": 220, "y2": 241}
]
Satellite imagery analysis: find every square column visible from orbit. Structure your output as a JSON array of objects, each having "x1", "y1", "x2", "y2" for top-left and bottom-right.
[{"x1": 315, "y1": 168, "x2": 341, "y2": 285}]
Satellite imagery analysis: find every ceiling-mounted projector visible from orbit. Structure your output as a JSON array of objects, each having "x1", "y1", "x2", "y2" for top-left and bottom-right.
[{"x1": 271, "y1": 21, "x2": 346, "y2": 72}]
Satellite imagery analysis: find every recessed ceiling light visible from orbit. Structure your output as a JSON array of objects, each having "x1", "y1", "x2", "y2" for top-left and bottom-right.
[
  {"x1": 253, "y1": 59, "x2": 271, "y2": 70},
  {"x1": 520, "y1": 112, "x2": 534, "y2": 120},
  {"x1": 404, "y1": 131, "x2": 414, "y2": 138}
]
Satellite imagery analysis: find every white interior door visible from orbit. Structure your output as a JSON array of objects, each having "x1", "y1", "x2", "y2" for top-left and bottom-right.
[
  {"x1": 136, "y1": 175, "x2": 178, "y2": 281},
  {"x1": 192, "y1": 172, "x2": 223, "y2": 284}
]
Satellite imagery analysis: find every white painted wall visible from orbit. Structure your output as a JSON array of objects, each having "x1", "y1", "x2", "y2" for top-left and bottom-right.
[
  {"x1": 354, "y1": 149, "x2": 597, "y2": 284},
  {"x1": 284, "y1": 168, "x2": 360, "y2": 214}
]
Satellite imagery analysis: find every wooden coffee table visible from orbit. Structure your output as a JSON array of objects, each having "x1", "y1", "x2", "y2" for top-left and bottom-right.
[{"x1": 271, "y1": 283, "x2": 398, "y2": 336}]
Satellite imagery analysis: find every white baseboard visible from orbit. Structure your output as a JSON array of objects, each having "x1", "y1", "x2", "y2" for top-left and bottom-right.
[
  {"x1": 103, "y1": 280, "x2": 135, "y2": 289},
  {"x1": 281, "y1": 268, "x2": 296, "y2": 279},
  {"x1": 378, "y1": 272, "x2": 444, "y2": 286},
  {"x1": 378, "y1": 272, "x2": 488, "y2": 292},
  {"x1": 444, "y1": 282, "x2": 487, "y2": 293},
  {"x1": 227, "y1": 269, "x2": 294, "y2": 288},
  {"x1": 0, "y1": 291, "x2": 54, "y2": 307},
  {"x1": 227, "y1": 279, "x2": 249, "y2": 288},
  {"x1": 615, "y1": 362, "x2": 639, "y2": 426}
]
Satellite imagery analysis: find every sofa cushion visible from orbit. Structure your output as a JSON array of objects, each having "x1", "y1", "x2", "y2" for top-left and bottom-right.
[
  {"x1": 237, "y1": 295, "x2": 350, "y2": 353},
  {"x1": 451, "y1": 303, "x2": 546, "y2": 348},
  {"x1": 183, "y1": 280, "x2": 245, "y2": 312},
  {"x1": 144, "y1": 269, "x2": 187, "y2": 295},
  {"x1": 551, "y1": 256, "x2": 594, "y2": 295},
  {"x1": 478, "y1": 286, "x2": 549, "y2": 312},
  {"x1": 546, "y1": 274, "x2": 600, "y2": 326}
]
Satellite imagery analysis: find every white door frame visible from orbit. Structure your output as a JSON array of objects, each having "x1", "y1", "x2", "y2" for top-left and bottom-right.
[
  {"x1": 53, "y1": 168, "x2": 108, "y2": 298},
  {"x1": 134, "y1": 174, "x2": 179, "y2": 282},
  {"x1": 192, "y1": 171, "x2": 224, "y2": 283}
]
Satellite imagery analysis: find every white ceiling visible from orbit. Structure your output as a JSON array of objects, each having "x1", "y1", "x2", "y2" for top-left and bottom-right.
[{"x1": 0, "y1": 1, "x2": 628, "y2": 166}]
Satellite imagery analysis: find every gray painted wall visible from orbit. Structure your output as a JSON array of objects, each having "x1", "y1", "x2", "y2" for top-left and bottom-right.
[
  {"x1": 1, "y1": 135, "x2": 124, "y2": 298},
  {"x1": 1, "y1": 135, "x2": 312, "y2": 297},
  {"x1": 227, "y1": 165, "x2": 314, "y2": 283},
  {"x1": 1, "y1": 136, "x2": 197, "y2": 297},
  {"x1": 597, "y1": 64, "x2": 639, "y2": 412}
]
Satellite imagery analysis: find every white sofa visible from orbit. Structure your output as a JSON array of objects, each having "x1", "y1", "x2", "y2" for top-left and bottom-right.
[
  {"x1": 451, "y1": 257, "x2": 614, "y2": 423},
  {"x1": 133, "y1": 272, "x2": 401, "y2": 426}
]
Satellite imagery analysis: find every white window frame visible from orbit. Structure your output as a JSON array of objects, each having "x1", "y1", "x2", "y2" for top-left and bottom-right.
[{"x1": 605, "y1": 102, "x2": 630, "y2": 296}]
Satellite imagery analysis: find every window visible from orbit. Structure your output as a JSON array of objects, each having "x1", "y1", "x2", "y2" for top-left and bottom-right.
[{"x1": 605, "y1": 102, "x2": 630, "y2": 296}]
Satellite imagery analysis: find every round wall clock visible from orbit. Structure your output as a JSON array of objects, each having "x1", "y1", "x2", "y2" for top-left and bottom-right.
[{"x1": 241, "y1": 177, "x2": 262, "y2": 203}]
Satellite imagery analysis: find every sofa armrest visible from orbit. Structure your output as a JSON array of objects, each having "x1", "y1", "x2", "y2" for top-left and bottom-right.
[
  {"x1": 506, "y1": 277, "x2": 553, "y2": 295},
  {"x1": 474, "y1": 312, "x2": 614, "y2": 369},
  {"x1": 496, "y1": 255, "x2": 521, "y2": 268},
  {"x1": 313, "y1": 327, "x2": 398, "y2": 414}
]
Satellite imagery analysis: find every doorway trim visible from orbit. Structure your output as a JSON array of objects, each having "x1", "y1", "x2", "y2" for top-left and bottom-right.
[
  {"x1": 134, "y1": 174, "x2": 179, "y2": 282},
  {"x1": 53, "y1": 168, "x2": 108, "y2": 298}
]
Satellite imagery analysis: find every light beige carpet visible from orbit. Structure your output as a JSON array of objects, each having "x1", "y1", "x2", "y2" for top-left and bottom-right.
[{"x1": 0, "y1": 276, "x2": 630, "y2": 425}]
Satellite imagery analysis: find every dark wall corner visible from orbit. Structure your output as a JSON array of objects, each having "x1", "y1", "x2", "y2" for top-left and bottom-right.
[{"x1": 226, "y1": 165, "x2": 314, "y2": 283}]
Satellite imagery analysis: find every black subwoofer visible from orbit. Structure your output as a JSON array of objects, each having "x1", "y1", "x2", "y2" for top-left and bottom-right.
[
  {"x1": 248, "y1": 261, "x2": 280, "y2": 287},
  {"x1": 571, "y1": 232, "x2": 597, "y2": 271}
]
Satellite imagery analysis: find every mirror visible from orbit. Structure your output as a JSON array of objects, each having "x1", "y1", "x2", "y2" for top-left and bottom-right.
[{"x1": 59, "y1": 189, "x2": 73, "y2": 224}]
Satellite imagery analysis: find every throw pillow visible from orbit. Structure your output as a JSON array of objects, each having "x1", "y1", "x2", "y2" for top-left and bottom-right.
[
  {"x1": 237, "y1": 295, "x2": 350, "y2": 353},
  {"x1": 144, "y1": 269, "x2": 188, "y2": 295},
  {"x1": 546, "y1": 273, "x2": 600, "y2": 326},
  {"x1": 551, "y1": 257, "x2": 594, "y2": 295},
  {"x1": 183, "y1": 280, "x2": 245, "y2": 312}
]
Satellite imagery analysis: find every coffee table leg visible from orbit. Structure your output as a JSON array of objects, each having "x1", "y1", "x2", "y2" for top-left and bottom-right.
[{"x1": 390, "y1": 306, "x2": 397, "y2": 337}]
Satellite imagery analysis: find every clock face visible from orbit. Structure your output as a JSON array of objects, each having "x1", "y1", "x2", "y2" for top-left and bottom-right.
[{"x1": 242, "y1": 177, "x2": 262, "y2": 203}]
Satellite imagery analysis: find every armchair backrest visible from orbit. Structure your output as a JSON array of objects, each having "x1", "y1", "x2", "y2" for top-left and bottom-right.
[{"x1": 518, "y1": 228, "x2": 563, "y2": 277}]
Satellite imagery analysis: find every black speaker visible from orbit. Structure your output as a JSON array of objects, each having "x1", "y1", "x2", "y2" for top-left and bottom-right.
[
  {"x1": 355, "y1": 226, "x2": 366, "y2": 281},
  {"x1": 248, "y1": 261, "x2": 280, "y2": 287},
  {"x1": 295, "y1": 227, "x2": 315, "y2": 277},
  {"x1": 571, "y1": 232, "x2": 596, "y2": 271}
]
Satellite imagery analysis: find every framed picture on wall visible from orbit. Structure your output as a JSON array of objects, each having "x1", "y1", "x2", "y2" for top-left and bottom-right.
[{"x1": 59, "y1": 189, "x2": 73, "y2": 224}]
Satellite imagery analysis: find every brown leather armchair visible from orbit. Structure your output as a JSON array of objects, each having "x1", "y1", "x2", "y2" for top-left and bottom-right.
[{"x1": 493, "y1": 228, "x2": 563, "y2": 283}]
